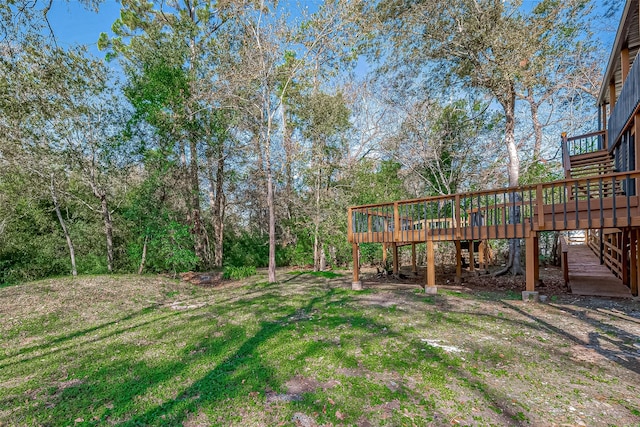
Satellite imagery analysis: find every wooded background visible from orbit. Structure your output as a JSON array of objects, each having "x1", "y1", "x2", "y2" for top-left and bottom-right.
[{"x1": 0, "y1": 0, "x2": 622, "y2": 284}]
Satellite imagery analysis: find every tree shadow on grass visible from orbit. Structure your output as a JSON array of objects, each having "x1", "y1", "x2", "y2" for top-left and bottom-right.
[
  {"x1": 0, "y1": 308, "x2": 182, "y2": 369},
  {"x1": 115, "y1": 290, "x2": 391, "y2": 426},
  {"x1": 501, "y1": 301, "x2": 640, "y2": 374}
]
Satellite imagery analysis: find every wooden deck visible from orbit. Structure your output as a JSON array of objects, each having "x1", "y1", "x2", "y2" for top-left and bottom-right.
[
  {"x1": 349, "y1": 171, "x2": 640, "y2": 245},
  {"x1": 348, "y1": 170, "x2": 640, "y2": 295},
  {"x1": 565, "y1": 244, "x2": 632, "y2": 298}
]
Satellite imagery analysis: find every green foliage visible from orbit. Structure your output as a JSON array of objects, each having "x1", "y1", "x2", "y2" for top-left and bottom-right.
[
  {"x1": 122, "y1": 175, "x2": 199, "y2": 274},
  {"x1": 349, "y1": 159, "x2": 408, "y2": 206},
  {"x1": 0, "y1": 171, "x2": 108, "y2": 284},
  {"x1": 520, "y1": 160, "x2": 563, "y2": 185},
  {"x1": 359, "y1": 243, "x2": 381, "y2": 265},
  {"x1": 152, "y1": 220, "x2": 199, "y2": 274},
  {"x1": 277, "y1": 227, "x2": 315, "y2": 267},
  {"x1": 224, "y1": 232, "x2": 270, "y2": 269},
  {"x1": 223, "y1": 265, "x2": 257, "y2": 280}
]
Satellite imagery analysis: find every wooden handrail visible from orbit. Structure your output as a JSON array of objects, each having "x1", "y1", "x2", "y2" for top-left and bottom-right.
[
  {"x1": 348, "y1": 170, "x2": 640, "y2": 211},
  {"x1": 348, "y1": 170, "x2": 640, "y2": 243},
  {"x1": 566, "y1": 130, "x2": 606, "y2": 142}
]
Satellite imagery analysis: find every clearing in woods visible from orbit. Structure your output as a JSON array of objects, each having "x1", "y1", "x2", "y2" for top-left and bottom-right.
[{"x1": 0, "y1": 268, "x2": 639, "y2": 426}]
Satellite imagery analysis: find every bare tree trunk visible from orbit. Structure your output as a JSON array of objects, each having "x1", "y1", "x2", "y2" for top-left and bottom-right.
[
  {"x1": 495, "y1": 86, "x2": 524, "y2": 276},
  {"x1": 504, "y1": 89, "x2": 520, "y2": 188},
  {"x1": 266, "y1": 146, "x2": 277, "y2": 283},
  {"x1": 88, "y1": 173, "x2": 114, "y2": 273},
  {"x1": 189, "y1": 139, "x2": 209, "y2": 266},
  {"x1": 526, "y1": 88, "x2": 543, "y2": 161},
  {"x1": 207, "y1": 143, "x2": 225, "y2": 268},
  {"x1": 100, "y1": 195, "x2": 114, "y2": 272},
  {"x1": 313, "y1": 165, "x2": 322, "y2": 271},
  {"x1": 50, "y1": 175, "x2": 77, "y2": 277},
  {"x1": 138, "y1": 235, "x2": 148, "y2": 274},
  {"x1": 319, "y1": 247, "x2": 326, "y2": 271},
  {"x1": 282, "y1": 102, "x2": 294, "y2": 220}
]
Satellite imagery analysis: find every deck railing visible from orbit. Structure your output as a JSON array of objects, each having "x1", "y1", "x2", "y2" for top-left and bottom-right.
[
  {"x1": 562, "y1": 130, "x2": 606, "y2": 159},
  {"x1": 348, "y1": 171, "x2": 640, "y2": 244}
]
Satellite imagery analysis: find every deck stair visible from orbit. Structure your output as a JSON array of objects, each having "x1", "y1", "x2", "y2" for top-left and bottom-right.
[
  {"x1": 566, "y1": 150, "x2": 623, "y2": 198},
  {"x1": 567, "y1": 149, "x2": 616, "y2": 178}
]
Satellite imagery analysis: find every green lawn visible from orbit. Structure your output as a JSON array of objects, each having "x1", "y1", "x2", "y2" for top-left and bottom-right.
[{"x1": 1, "y1": 272, "x2": 639, "y2": 426}]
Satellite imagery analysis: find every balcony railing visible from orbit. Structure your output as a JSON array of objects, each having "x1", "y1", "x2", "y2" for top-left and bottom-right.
[
  {"x1": 609, "y1": 57, "x2": 640, "y2": 149},
  {"x1": 561, "y1": 130, "x2": 606, "y2": 175},
  {"x1": 348, "y1": 171, "x2": 640, "y2": 244}
]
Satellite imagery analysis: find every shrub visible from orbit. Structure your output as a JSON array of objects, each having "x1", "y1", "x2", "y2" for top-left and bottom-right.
[{"x1": 223, "y1": 265, "x2": 256, "y2": 280}]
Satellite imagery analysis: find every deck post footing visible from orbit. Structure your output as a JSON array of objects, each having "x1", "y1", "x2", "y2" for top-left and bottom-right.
[
  {"x1": 352, "y1": 281, "x2": 362, "y2": 291},
  {"x1": 522, "y1": 291, "x2": 539, "y2": 302},
  {"x1": 425, "y1": 286, "x2": 438, "y2": 295}
]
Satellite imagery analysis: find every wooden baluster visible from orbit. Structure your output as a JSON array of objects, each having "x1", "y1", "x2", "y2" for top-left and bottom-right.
[{"x1": 394, "y1": 202, "x2": 400, "y2": 243}]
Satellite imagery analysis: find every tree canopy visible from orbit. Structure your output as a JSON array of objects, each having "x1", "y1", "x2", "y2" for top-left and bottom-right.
[{"x1": 0, "y1": 0, "x2": 611, "y2": 284}]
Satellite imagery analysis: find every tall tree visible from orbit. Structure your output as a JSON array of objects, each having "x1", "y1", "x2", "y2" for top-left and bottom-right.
[
  {"x1": 369, "y1": 0, "x2": 592, "y2": 275},
  {"x1": 99, "y1": 0, "x2": 241, "y2": 268},
  {"x1": 229, "y1": 0, "x2": 359, "y2": 282}
]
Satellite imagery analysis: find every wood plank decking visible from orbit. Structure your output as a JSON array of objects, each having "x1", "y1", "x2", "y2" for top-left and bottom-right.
[{"x1": 565, "y1": 244, "x2": 632, "y2": 298}]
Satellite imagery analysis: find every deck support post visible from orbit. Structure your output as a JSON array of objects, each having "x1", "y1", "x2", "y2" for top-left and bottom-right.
[
  {"x1": 411, "y1": 244, "x2": 418, "y2": 275},
  {"x1": 352, "y1": 243, "x2": 362, "y2": 290},
  {"x1": 630, "y1": 229, "x2": 638, "y2": 296},
  {"x1": 392, "y1": 243, "x2": 399, "y2": 275},
  {"x1": 610, "y1": 82, "x2": 616, "y2": 107},
  {"x1": 455, "y1": 240, "x2": 462, "y2": 284},
  {"x1": 425, "y1": 240, "x2": 437, "y2": 293},
  {"x1": 469, "y1": 240, "x2": 475, "y2": 273},
  {"x1": 533, "y1": 236, "x2": 540, "y2": 287},
  {"x1": 622, "y1": 47, "x2": 630, "y2": 84},
  {"x1": 525, "y1": 234, "x2": 539, "y2": 292},
  {"x1": 600, "y1": 229, "x2": 604, "y2": 265}
]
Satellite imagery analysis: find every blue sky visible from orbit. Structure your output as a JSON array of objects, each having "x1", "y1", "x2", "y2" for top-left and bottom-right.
[{"x1": 47, "y1": 0, "x2": 121, "y2": 57}]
